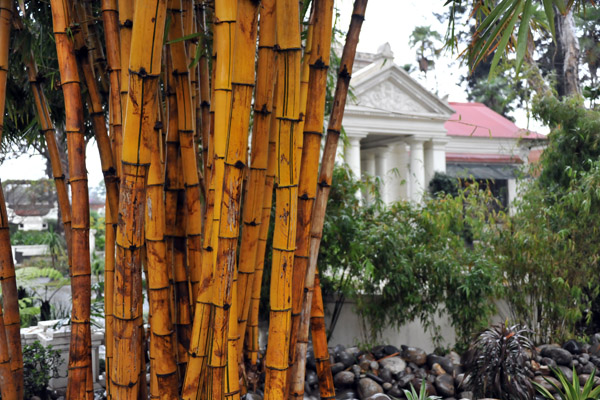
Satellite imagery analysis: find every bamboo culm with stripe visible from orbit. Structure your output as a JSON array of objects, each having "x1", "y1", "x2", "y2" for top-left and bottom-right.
[{"x1": 0, "y1": 1, "x2": 369, "y2": 398}]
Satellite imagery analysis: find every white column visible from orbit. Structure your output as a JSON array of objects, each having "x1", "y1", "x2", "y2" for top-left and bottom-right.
[
  {"x1": 374, "y1": 147, "x2": 390, "y2": 203},
  {"x1": 508, "y1": 178, "x2": 517, "y2": 215},
  {"x1": 361, "y1": 151, "x2": 376, "y2": 203},
  {"x1": 388, "y1": 142, "x2": 408, "y2": 202},
  {"x1": 361, "y1": 151, "x2": 376, "y2": 178},
  {"x1": 345, "y1": 136, "x2": 362, "y2": 180},
  {"x1": 409, "y1": 138, "x2": 426, "y2": 203},
  {"x1": 424, "y1": 139, "x2": 447, "y2": 187}
]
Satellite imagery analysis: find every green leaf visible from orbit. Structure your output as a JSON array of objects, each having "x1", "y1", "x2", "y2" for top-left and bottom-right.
[
  {"x1": 543, "y1": 0, "x2": 556, "y2": 37},
  {"x1": 515, "y1": 0, "x2": 534, "y2": 77},
  {"x1": 489, "y1": 1, "x2": 525, "y2": 78},
  {"x1": 166, "y1": 31, "x2": 202, "y2": 45}
]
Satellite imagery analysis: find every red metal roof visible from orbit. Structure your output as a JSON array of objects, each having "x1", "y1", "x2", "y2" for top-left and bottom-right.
[{"x1": 445, "y1": 102, "x2": 546, "y2": 140}]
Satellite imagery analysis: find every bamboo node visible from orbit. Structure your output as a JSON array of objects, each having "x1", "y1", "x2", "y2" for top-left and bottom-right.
[{"x1": 122, "y1": 19, "x2": 133, "y2": 28}]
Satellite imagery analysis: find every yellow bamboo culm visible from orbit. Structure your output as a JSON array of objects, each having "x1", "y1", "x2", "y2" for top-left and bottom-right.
[
  {"x1": 296, "y1": 1, "x2": 368, "y2": 398},
  {"x1": 111, "y1": 1, "x2": 167, "y2": 398},
  {"x1": 50, "y1": 1, "x2": 93, "y2": 397},
  {"x1": 245, "y1": 77, "x2": 278, "y2": 366},
  {"x1": 118, "y1": 0, "x2": 134, "y2": 165},
  {"x1": 0, "y1": 4, "x2": 22, "y2": 397},
  {"x1": 0, "y1": 293, "x2": 16, "y2": 400},
  {"x1": 288, "y1": 0, "x2": 334, "y2": 396},
  {"x1": 100, "y1": 1, "x2": 122, "y2": 395},
  {"x1": 196, "y1": 0, "x2": 211, "y2": 177},
  {"x1": 263, "y1": 0, "x2": 302, "y2": 398},
  {"x1": 235, "y1": 0, "x2": 277, "y2": 361},
  {"x1": 145, "y1": 97, "x2": 179, "y2": 399},
  {"x1": 310, "y1": 271, "x2": 335, "y2": 399},
  {"x1": 167, "y1": 0, "x2": 204, "y2": 308}
]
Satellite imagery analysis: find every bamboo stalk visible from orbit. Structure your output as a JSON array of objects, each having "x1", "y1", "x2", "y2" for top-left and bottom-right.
[
  {"x1": 118, "y1": 0, "x2": 134, "y2": 139},
  {"x1": 263, "y1": 1, "x2": 302, "y2": 397},
  {"x1": 111, "y1": 1, "x2": 167, "y2": 398},
  {"x1": 0, "y1": 4, "x2": 22, "y2": 396},
  {"x1": 167, "y1": 0, "x2": 203, "y2": 307},
  {"x1": 145, "y1": 95, "x2": 179, "y2": 399},
  {"x1": 196, "y1": 0, "x2": 211, "y2": 178},
  {"x1": 310, "y1": 271, "x2": 335, "y2": 399},
  {"x1": 80, "y1": 1, "x2": 109, "y2": 95},
  {"x1": 288, "y1": 3, "x2": 333, "y2": 394},
  {"x1": 24, "y1": 51, "x2": 73, "y2": 268},
  {"x1": 100, "y1": 1, "x2": 122, "y2": 394},
  {"x1": 0, "y1": 296, "x2": 16, "y2": 400},
  {"x1": 50, "y1": 1, "x2": 93, "y2": 397},
  {"x1": 72, "y1": 4, "x2": 120, "y2": 225},
  {"x1": 235, "y1": 0, "x2": 277, "y2": 360},
  {"x1": 294, "y1": 1, "x2": 368, "y2": 397}
]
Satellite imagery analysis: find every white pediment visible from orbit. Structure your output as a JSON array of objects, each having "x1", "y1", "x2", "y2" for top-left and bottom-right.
[
  {"x1": 350, "y1": 60, "x2": 455, "y2": 117},
  {"x1": 358, "y1": 80, "x2": 429, "y2": 114}
]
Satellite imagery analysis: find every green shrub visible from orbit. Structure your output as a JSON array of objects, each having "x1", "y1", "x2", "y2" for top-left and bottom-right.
[{"x1": 22, "y1": 341, "x2": 62, "y2": 399}]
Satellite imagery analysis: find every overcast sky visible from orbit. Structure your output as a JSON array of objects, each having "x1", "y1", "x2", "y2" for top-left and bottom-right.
[{"x1": 1, "y1": 1, "x2": 545, "y2": 185}]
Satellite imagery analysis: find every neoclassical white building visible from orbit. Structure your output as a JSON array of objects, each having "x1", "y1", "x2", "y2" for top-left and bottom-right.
[{"x1": 342, "y1": 44, "x2": 546, "y2": 205}]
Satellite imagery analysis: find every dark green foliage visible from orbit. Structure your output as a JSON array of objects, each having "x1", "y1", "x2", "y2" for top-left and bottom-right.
[
  {"x1": 464, "y1": 324, "x2": 535, "y2": 400},
  {"x1": 22, "y1": 341, "x2": 62, "y2": 400},
  {"x1": 10, "y1": 229, "x2": 49, "y2": 245},
  {"x1": 320, "y1": 166, "x2": 501, "y2": 350},
  {"x1": 428, "y1": 171, "x2": 458, "y2": 197},
  {"x1": 535, "y1": 96, "x2": 600, "y2": 190},
  {"x1": 534, "y1": 366, "x2": 600, "y2": 400}
]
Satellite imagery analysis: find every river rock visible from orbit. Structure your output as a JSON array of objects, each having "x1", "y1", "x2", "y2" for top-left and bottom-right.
[
  {"x1": 557, "y1": 365, "x2": 574, "y2": 383},
  {"x1": 364, "y1": 395, "x2": 391, "y2": 400},
  {"x1": 331, "y1": 362, "x2": 346, "y2": 375},
  {"x1": 541, "y1": 357, "x2": 557, "y2": 369},
  {"x1": 378, "y1": 367, "x2": 392, "y2": 383},
  {"x1": 541, "y1": 346, "x2": 573, "y2": 366},
  {"x1": 397, "y1": 373, "x2": 415, "y2": 388},
  {"x1": 338, "y1": 351, "x2": 356, "y2": 368},
  {"x1": 379, "y1": 357, "x2": 406, "y2": 375},
  {"x1": 434, "y1": 373, "x2": 455, "y2": 397},
  {"x1": 306, "y1": 369, "x2": 318, "y2": 386},
  {"x1": 563, "y1": 339, "x2": 582, "y2": 354},
  {"x1": 334, "y1": 371, "x2": 356, "y2": 389},
  {"x1": 403, "y1": 347, "x2": 427, "y2": 366},
  {"x1": 431, "y1": 363, "x2": 446, "y2": 376},
  {"x1": 357, "y1": 377, "x2": 384, "y2": 399},
  {"x1": 383, "y1": 345, "x2": 400, "y2": 356},
  {"x1": 335, "y1": 388, "x2": 359, "y2": 400},
  {"x1": 579, "y1": 373, "x2": 600, "y2": 386},
  {"x1": 533, "y1": 376, "x2": 559, "y2": 393}
]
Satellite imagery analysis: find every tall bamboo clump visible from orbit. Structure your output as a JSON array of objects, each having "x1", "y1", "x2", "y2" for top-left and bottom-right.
[
  {"x1": 264, "y1": 0, "x2": 302, "y2": 397},
  {"x1": 0, "y1": 2, "x2": 22, "y2": 397},
  {"x1": 50, "y1": 1, "x2": 93, "y2": 397},
  {"x1": 111, "y1": 1, "x2": 167, "y2": 398}
]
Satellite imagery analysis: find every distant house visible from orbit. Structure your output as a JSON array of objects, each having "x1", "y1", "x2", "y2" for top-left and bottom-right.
[
  {"x1": 3, "y1": 180, "x2": 57, "y2": 231},
  {"x1": 341, "y1": 43, "x2": 546, "y2": 206}
]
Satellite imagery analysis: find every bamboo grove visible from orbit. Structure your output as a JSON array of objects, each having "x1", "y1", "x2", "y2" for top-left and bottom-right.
[{"x1": 0, "y1": 0, "x2": 368, "y2": 398}]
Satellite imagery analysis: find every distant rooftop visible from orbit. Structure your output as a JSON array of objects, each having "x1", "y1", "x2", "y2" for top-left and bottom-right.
[{"x1": 445, "y1": 102, "x2": 546, "y2": 140}]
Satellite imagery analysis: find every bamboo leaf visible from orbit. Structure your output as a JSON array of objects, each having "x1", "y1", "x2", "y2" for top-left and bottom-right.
[
  {"x1": 166, "y1": 31, "x2": 202, "y2": 45},
  {"x1": 515, "y1": 0, "x2": 533, "y2": 77}
]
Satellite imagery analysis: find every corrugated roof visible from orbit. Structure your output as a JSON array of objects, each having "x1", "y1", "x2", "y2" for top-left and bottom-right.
[{"x1": 445, "y1": 102, "x2": 546, "y2": 140}]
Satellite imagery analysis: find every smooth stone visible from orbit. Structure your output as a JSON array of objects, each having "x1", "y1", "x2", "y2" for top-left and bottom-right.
[
  {"x1": 379, "y1": 368, "x2": 392, "y2": 383},
  {"x1": 432, "y1": 362, "x2": 446, "y2": 376},
  {"x1": 335, "y1": 388, "x2": 359, "y2": 400},
  {"x1": 580, "y1": 362, "x2": 595, "y2": 374},
  {"x1": 357, "y1": 377, "x2": 384, "y2": 399},
  {"x1": 455, "y1": 373, "x2": 469, "y2": 389},
  {"x1": 334, "y1": 344, "x2": 346, "y2": 354},
  {"x1": 366, "y1": 372, "x2": 384, "y2": 385},
  {"x1": 352, "y1": 365, "x2": 362, "y2": 377},
  {"x1": 359, "y1": 359, "x2": 372, "y2": 371},
  {"x1": 306, "y1": 369, "x2": 319, "y2": 386},
  {"x1": 242, "y1": 393, "x2": 262, "y2": 400},
  {"x1": 434, "y1": 374, "x2": 455, "y2": 397},
  {"x1": 383, "y1": 345, "x2": 400, "y2": 356},
  {"x1": 459, "y1": 391, "x2": 474, "y2": 399},
  {"x1": 541, "y1": 357, "x2": 557, "y2": 369},
  {"x1": 370, "y1": 361, "x2": 380, "y2": 372},
  {"x1": 379, "y1": 357, "x2": 406, "y2": 375},
  {"x1": 382, "y1": 382, "x2": 392, "y2": 391},
  {"x1": 403, "y1": 347, "x2": 427, "y2": 366},
  {"x1": 541, "y1": 346, "x2": 573, "y2": 366},
  {"x1": 331, "y1": 362, "x2": 346, "y2": 376},
  {"x1": 371, "y1": 346, "x2": 387, "y2": 360},
  {"x1": 533, "y1": 376, "x2": 559, "y2": 393},
  {"x1": 364, "y1": 395, "x2": 391, "y2": 400},
  {"x1": 580, "y1": 353, "x2": 590, "y2": 364},
  {"x1": 397, "y1": 373, "x2": 415, "y2": 388},
  {"x1": 386, "y1": 384, "x2": 403, "y2": 398},
  {"x1": 557, "y1": 365, "x2": 574, "y2": 383},
  {"x1": 448, "y1": 351, "x2": 461, "y2": 365},
  {"x1": 579, "y1": 373, "x2": 600, "y2": 386},
  {"x1": 563, "y1": 339, "x2": 582, "y2": 355},
  {"x1": 338, "y1": 351, "x2": 356, "y2": 368},
  {"x1": 334, "y1": 371, "x2": 356, "y2": 389}
]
